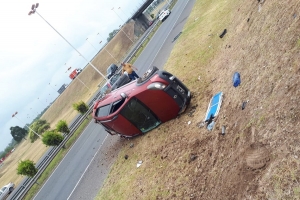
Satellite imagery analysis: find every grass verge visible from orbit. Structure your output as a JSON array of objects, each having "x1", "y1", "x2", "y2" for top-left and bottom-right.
[{"x1": 23, "y1": 116, "x2": 92, "y2": 200}]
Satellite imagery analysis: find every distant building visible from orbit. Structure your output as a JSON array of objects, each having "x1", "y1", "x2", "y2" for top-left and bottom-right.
[{"x1": 57, "y1": 84, "x2": 67, "y2": 94}]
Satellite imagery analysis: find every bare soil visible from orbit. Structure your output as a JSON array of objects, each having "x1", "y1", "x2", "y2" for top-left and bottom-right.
[{"x1": 97, "y1": 0, "x2": 300, "y2": 199}]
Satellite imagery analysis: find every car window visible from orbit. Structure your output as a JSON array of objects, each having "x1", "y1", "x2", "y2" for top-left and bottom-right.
[
  {"x1": 110, "y1": 98, "x2": 126, "y2": 114},
  {"x1": 107, "y1": 67, "x2": 112, "y2": 74},
  {"x1": 110, "y1": 73, "x2": 121, "y2": 85},
  {"x1": 0, "y1": 187, "x2": 6, "y2": 192},
  {"x1": 100, "y1": 84, "x2": 110, "y2": 94},
  {"x1": 120, "y1": 98, "x2": 161, "y2": 133},
  {"x1": 95, "y1": 104, "x2": 111, "y2": 118}
]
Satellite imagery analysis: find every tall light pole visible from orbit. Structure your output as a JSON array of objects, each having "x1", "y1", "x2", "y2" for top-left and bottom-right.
[
  {"x1": 119, "y1": 25, "x2": 134, "y2": 43},
  {"x1": 12, "y1": 112, "x2": 41, "y2": 138},
  {"x1": 96, "y1": 34, "x2": 119, "y2": 63},
  {"x1": 28, "y1": 3, "x2": 108, "y2": 82},
  {"x1": 117, "y1": 7, "x2": 129, "y2": 22},
  {"x1": 86, "y1": 38, "x2": 98, "y2": 52},
  {"x1": 111, "y1": 7, "x2": 134, "y2": 43},
  {"x1": 111, "y1": 7, "x2": 125, "y2": 23}
]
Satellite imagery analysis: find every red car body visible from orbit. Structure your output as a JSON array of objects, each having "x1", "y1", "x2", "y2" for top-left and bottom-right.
[
  {"x1": 93, "y1": 69, "x2": 191, "y2": 137},
  {"x1": 69, "y1": 69, "x2": 82, "y2": 80}
]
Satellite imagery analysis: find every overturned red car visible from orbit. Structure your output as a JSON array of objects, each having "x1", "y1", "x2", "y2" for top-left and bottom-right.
[{"x1": 92, "y1": 67, "x2": 191, "y2": 137}]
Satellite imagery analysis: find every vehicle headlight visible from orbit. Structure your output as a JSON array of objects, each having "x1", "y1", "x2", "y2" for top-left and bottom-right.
[{"x1": 147, "y1": 82, "x2": 166, "y2": 90}]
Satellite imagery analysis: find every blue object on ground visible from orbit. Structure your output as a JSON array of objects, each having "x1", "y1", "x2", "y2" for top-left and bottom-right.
[
  {"x1": 233, "y1": 72, "x2": 241, "y2": 87},
  {"x1": 205, "y1": 92, "x2": 223, "y2": 131}
]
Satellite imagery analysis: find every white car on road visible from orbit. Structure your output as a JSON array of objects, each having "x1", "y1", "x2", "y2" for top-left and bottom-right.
[
  {"x1": 0, "y1": 182, "x2": 14, "y2": 200},
  {"x1": 159, "y1": 9, "x2": 171, "y2": 22}
]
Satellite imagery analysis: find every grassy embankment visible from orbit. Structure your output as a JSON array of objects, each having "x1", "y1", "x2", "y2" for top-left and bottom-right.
[{"x1": 97, "y1": 0, "x2": 300, "y2": 199}]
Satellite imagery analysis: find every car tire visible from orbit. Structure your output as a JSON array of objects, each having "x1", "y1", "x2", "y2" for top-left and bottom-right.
[
  {"x1": 137, "y1": 66, "x2": 159, "y2": 85},
  {"x1": 9, "y1": 187, "x2": 14, "y2": 193}
]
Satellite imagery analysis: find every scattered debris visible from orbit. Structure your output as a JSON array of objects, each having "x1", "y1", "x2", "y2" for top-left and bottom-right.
[
  {"x1": 130, "y1": 143, "x2": 134, "y2": 148},
  {"x1": 198, "y1": 76, "x2": 201, "y2": 81},
  {"x1": 207, "y1": 121, "x2": 215, "y2": 131},
  {"x1": 293, "y1": 13, "x2": 297, "y2": 19},
  {"x1": 188, "y1": 121, "x2": 191, "y2": 125},
  {"x1": 233, "y1": 72, "x2": 241, "y2": 87},
  {"x1": 197, "y1": 121, "x2": 205, "y2": 128},
  {"x1": 137, "y1": 160, "x2": 143, "y2": 168},
  {"x1": 247, "y1": 18, "x2": 250, "y2": 22},
  {"x1": 124, "y1": 155, "x2": 129, "y2": 160},
  {"x1": 194, "y1": 17, "x2": 199, "y2": 21},
  {"x1": 221, "y1": 126, "x2": 226, "y2": 135},
  {"x1": 189, "y1": 154, "x2": 197, "y2": 163},
  {"x1": 242, "y1": 101, "x2": 247, "y2": 110},
  {"x1": 219, "y1": 29, "x2": 227, "y2": 38},
  {"x1": 188, "y1": 104, "x2": 198, "y2": 117}
]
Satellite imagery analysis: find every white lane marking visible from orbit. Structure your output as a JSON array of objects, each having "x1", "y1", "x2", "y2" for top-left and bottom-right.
[
  {"x1": 146, "y1": 0, "x2": 191, "y2": 69},
  {"x1": 33, "y1": 120, "x2": 98, "y2": 200},
  {"x1": 66, "y1": 133, "x2": 109, "y2": 200}
]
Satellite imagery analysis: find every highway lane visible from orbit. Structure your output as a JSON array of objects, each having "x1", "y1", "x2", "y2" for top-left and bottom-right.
[
  {"x1": 135, "y1": 0, "x2": 196, "y2": 72},
  {"x1": 34, "y1": 0, "x2": 195, "y2": 199}
]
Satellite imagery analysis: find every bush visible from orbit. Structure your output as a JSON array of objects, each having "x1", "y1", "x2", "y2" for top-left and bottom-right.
[
  {"x1": 17, "y1": 160, "x2": 38, "y2": 177},
  {"x1": 73, "y1": 101, "x2": 89, "y2": 115},
  {"x1": 56, "y1": 120, "x2": 70, "y2": 134},
  {"x1": 42, "y1": 131, "x2": 64, "y2": 146}
]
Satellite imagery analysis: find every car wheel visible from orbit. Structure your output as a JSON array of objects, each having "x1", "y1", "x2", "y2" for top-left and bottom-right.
[
  {"x1": 9, "y1": 187, "x2": 14, "y2": 193},
  {"x1": 137, "y1": 66, "x2": 159, "y2": 85}
]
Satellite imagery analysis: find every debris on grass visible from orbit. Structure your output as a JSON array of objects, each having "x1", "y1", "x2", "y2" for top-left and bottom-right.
[
  {"x1": 219, "y1": 29, "x2": 227, "y2": 38},
  {"x1": 137, "y1": 160, "x2": 142, "y2": 168},
  {"x1": 233, "y1": 72, "x2": 241, "y2": 87},
  {"x1": 188, "y1": 104, "x2": 198, "y2": 117},
  {"x1": 124, "y1": 155, "x2": 128, "y2": 160},
  {"x1": 221, "y1": 126, "x2": 226, "y2": 135},
  {"x1": 130, "y1": 143, "x2": 134, "y2": 148}
]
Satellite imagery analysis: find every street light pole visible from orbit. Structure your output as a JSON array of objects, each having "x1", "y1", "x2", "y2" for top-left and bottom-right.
[
  {"x1": 96, "y1": 34, "x2": 119, "y2": 63},
  {"x1": 111, "y1": 7, "x2": 134, "y2": 43},
  {"x1": 28, "y1": 3, "x2": 108, "y2": 82},
  {"x1": 12, "y1": 112, "x2": 41, "y2": 138},
  {"x1": 86, "y1": 38, "x2": 98, "y2": 52}
]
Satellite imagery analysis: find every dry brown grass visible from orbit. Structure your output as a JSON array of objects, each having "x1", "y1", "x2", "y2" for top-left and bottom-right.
[
  {"x1": 97, "y1": 0, "x2": 300, "y2": 199},
  {"x1": 0, "y1": 21, "x2": 137, "y2": 187},
  {"x1": 41, "y1": 20, "x2": 136, "y2": 128},
  {"x1": 0, "y1": 138, "x2": 47, "y2": 186}
]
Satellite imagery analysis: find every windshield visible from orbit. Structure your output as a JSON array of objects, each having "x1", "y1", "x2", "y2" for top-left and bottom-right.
[
  {"x1": 120, "y1": 98, "x2": 161, "y2": 133},
  {"x1": 95, "y1": 104, "x2": 111, "y2": 117}
]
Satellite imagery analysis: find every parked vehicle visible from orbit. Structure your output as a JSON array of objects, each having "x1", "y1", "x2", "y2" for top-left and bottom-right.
[
  {"x1": 99, "y1": 72, "x2": 124, "y2": 97},
  {"x1": 93, "y1": 67, "x2": 191, "y2": 137},
  {"x1": 106, "y1": 64, "x2": 119, "y2": 79},
  {"x1": 0, "y1": 182, "x2": 14, "y2": 200},
  {"x1": 69, "y1": 68, "x2": 82, "y2": 80},
  {"x1": 159, "y1": 9, "x2": 171, "y2": 22}
]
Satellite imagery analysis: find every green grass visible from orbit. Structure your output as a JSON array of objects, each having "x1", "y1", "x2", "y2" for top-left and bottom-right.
[{"x1": 23, "y1": 116, "x2": 92, "y2": 200}]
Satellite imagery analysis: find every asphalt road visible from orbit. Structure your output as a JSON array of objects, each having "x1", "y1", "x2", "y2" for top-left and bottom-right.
[{"x1": 33, "y1": 0, "x2": 195, "y2": 199}]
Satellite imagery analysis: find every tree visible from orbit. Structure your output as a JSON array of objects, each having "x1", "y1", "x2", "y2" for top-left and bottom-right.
[
  {"x1": 29, "y1": 119, "x2": 50, "y2": 143},
  {"x1": 42, "y1": 131, "x2": 63, "y2": 146},
  {"x1": 56, "y1": 120, "x2": 70, "y2": 134},
  {"x1": 107, "y1": 29, "x2": 119, "y2": 42},
  {"x1": 10, "y1": 126, "x2": 27, "y2": 142},
  {"x1": 17, "y1": 160, "x2": 38, "y2": 177},
  {"x1": 73, "y1": 101, "x2": 89, "y2": 115}
]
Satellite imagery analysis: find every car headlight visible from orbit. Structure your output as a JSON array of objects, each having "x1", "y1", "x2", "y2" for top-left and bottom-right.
[{"x1": 147, "y1": 82, "x2": 166, "y2": 90}]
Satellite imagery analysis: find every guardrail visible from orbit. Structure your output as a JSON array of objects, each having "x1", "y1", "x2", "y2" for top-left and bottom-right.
[{"x1": 8, "y1": 15, "x2": 162, "y2": 200}]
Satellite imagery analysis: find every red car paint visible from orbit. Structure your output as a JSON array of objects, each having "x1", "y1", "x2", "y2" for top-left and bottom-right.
[
  {"x1": 93, "y1": 70, "x2": 191, "y2": 137},
  {"x1": 69, "y1": 69, "x2": 82, "y2": 80}
]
